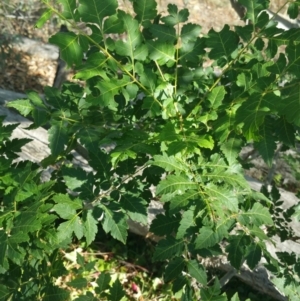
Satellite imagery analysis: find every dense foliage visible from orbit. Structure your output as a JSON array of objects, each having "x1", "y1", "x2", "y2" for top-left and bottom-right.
[{"x1": 1, "y1": 0, "x2": 300, "y2": 300}]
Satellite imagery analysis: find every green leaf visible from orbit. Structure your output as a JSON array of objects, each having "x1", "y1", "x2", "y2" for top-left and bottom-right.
[
  {"x1": 35, "y1": 9, "x2": 53, "y2": 28},
  {"x1": 57, "y1": 217, "x2": 83, "y2": 241},
  {"x1": 150, "y1": 24, "x2": 177, "y2": 42},
  {"x1": 181, "y1": 23, "x2": 202, "y2": 43},
  {"x1": 200, "y1": 278, "x2": 226, "y2": 301},
  {"x1": 207, "y1": 86, "x2": 226, "y2": 109},
  {"x1": 0, "y1": 124, "x2": 18, "y2": 144},
  {"x1": 279, "y1": 84, "x2": 300, "y2": 127},
  {"x1": 3, "y1": 138, "x2": 32, "y2": 156},
  {"x1": 254, "y1": 117, "x2": 276, "y2": 167},
  {"x1": 153, "y1": 237, "x2": 184, "y2": 261},
  {"x1": 220, "y1": 136, "x2": 243, "y2": 165},
  {"x1": 42, "y1": 284, "x2": 70, "y2": 301},
  {"x1": 53, "y1": 194, "x2": 82, "y2": 210},
  {"x1": 179, "y1": 37, "x2": 206, "y2": 64},
  {"x1": 168, "y1": 190, "x2": 198, "y2": 214},
  {"x1": 83, "y1": 210, "x2": 98, "y2": 246},
  {"x1": 158, "y1": 174, "x2": 198, "y2": 195},
  {"x1": 249, "y1": 226, "x2": 268, "y2": 240},
  {"x1": 94, "y1": 77, "x2": 129, "y2": 111},
  {"x1": 285, "y1": 41, "x2": 300, "y2": 76},
  {"x1": 238, "y1": 0, "x2": 269, "y2": 24},
  {"x1": 53, "y1": 203, "x2": 77, "y2": 219},
  {"x1": 172, "y1": 276, "x2": 188, "y2": 294},
  {"x1": 190, "y1": 134, "x2": 214, "y2": 150},
  {"x1": 49, "y1": 32, "x2": 83, "y2": 67},
  {"x1": 100, "y1": 204, "x2": 128, "y2": 244},
  {"x1": 187, "y1": 259, "x2": 207, "y2": 285},
  {"x1": 0, "y1": 285, "x2": 10, "y2": 301},
  {"x1": 230, "y1": 293, "x2": 241, "y2": 301},
  {"x1": 235, "y1": 93, "x2": 278, "y2": 141},
  {"x1": 181, "y1": 285, "x2": 193, "y2": 301},
  {"x1": 109, "y1": 278, "x2": 125, "y2": 301},
  {"x1": 115, "y1": 11, "x2": 143, "y2": 60},
  {"x1": 74, "y1": 52, "x2": 108, "y2": 80},
  {"x1": 176, "y1": 206, "x2": 195, "y2": 239},
  {"x1": 96, "y1": 273, "x2": 111, "y2": 294},
  {"x1": 246, "y1": 244, "x2": 261, "y2": 269},
  {"x1": 287, "y1": 2, "x2": 299, "y2": 19},
  {"x1": 78, "y1": 0, "x2": 117, "y2": 23},
  {"x1": 147, "y1": 40, "x2": 175, "y2": 65},
  {"x1": 26, "y1": 91, "x2": 46, "y2": 108},
  {"x1": 6, "y1": 243, "x2": 26, "y2": 265},
  {"x1": 48, "y1": 123, "x2": 68, "y2": 157},
  {"x1": 195, "y1": 223, "x2": 229, "y2": 249},
  {"x1": 240, "y1": 203, "x2": 273, "y2": 226},
  {"x1": 161, "y1": 4, "x2": 189, "y2": 26},
  {"x1": 74, "y1": 218, "x2": 84, "y2": 240},
  {"x1": 12, "y1": 203, "x2": 43, "y2": 234},
  {"x1": 205, "y1": 183, "x2": 239, "y2": 213},
  {"x1": 133, "y1": 0, "x2": 157, "y2": 27},
  {"x1": 0, "y1": 230, "x2": 8, "y2": 267},
  {"x1": 32, "y1": 108, "x2": 48, "y2": 128},
  {"x1": 275, "y1": 117, "x2": 295, "y2": 147},
  {"x1": 121, "y1": 195, "x2": 147, "y2": 225},
  {"x1": 76, "y1": 252, "x2": 85, "y2": 266},
  {"x1": 103, "y1": 14, "x2": 124, "y2": 35},
  {"x1": 150, "y1": 214, "x2": 181, "y2": 236},
  {"x1": 151, "y1": 153, "x2": 188, "y2": 173},
  {"x1": 206, "y1": 25, "x2": 239, "y2": 61},
  {"x1": 226, "y1": 235, "x2": 246, "y2": 269},
  {"x1": 62, "y1": 166, "x2": 88, "y2": 190},
  {"x1": 6, "y1": 99, "x2": 33, "y2": 116},
  {"x1": 164, "y1": 257, "x2": 185, "y2": 282},
  {"x1": 74, "y1": 292, "x2": 97, "y2": 301},
  {"x1": 67, "y1": 278, "x2": 88, "y2": 289},
  {"x1": 58, "y1": 0, "x2": 78, "y2": 19}
]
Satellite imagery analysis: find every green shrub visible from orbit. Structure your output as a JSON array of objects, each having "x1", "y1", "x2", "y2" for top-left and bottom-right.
[{"x1": 1, "y1": 0, "x2": 300, "y2": 300}]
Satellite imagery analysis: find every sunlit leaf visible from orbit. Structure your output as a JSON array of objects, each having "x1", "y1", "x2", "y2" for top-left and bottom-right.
[
  {"x1": 49, "y1": 32, "x2": 83, "y2": 67},
  {"x1": 100, "y1": 204, "x2": 128, "y2": 244},
  {"x1": 35, "y1": 9, "x2": 53, "y2": 28},
  {"x1": 6, "y1": 99, "x2": 33, "y2": 116},
  {"x1": 156, "y1": 175, "x2": 198, "y2": 194}
]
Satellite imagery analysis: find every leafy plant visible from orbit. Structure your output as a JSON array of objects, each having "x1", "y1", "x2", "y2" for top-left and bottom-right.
[{"x1": 1, "y1": 0, "x2": 300, "y2": 300}]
